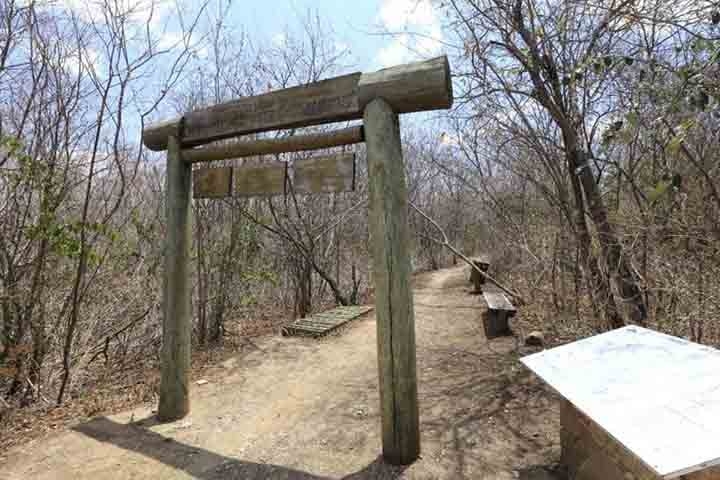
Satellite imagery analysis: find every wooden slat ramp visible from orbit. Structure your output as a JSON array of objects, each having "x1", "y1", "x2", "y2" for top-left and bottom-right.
[{"x1": 281, "y1": 305, "x2": 374, "y2": 338}]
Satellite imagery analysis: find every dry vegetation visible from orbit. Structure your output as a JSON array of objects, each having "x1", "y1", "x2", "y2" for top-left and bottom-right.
[{"x1": 1, "y1": 0, "x2": 720, "y2": 452}]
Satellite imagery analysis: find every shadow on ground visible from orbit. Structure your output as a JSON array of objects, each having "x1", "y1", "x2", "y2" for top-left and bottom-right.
[
  {"x1": 74, "y1": 417, "x2": 406, "y2": 480},
  {"x1": 416, "y1": 344, "x2": 563, "y2": 478},
  {"x1": 67, "y1": 267, "x2": 565, "y2": 480},
  {"x1": 516, "y1": 465, "x2": 567, "y2": 479}
]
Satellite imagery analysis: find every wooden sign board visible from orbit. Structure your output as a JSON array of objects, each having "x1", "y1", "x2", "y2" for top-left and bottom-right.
[
  {"x1": 184, "y1": 74, "x2": 361, "y2": 148},
  {"x1": 193, "y1": 166, "x2": 232, "y2": 198},
  {"x1": 235, "y1": 162, "x2": 287, "y2": 197},
  {"x1": 294, "y1": 153, "x2": 355, "y2": 194},
  {"x1": 143, "y1": 56, "x2": 452, "y2": 151},
  {"x1": 193, "y1": 153, "x2": 355, "y2": 199}
]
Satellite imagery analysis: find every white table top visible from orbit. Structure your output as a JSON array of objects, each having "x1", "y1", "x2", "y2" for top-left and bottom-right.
[{"x1": 521, "y1": 326, "x2": 720, "y2": 479}]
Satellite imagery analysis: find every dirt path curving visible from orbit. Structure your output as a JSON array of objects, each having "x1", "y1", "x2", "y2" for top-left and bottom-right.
[{"x1": 1, "y1": 266, "x2": 562, "y2": 479}]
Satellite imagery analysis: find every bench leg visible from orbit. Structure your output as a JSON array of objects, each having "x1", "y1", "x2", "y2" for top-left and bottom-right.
[{"x1": 483, "y1": 310, "x2": 511, "y2": 339}]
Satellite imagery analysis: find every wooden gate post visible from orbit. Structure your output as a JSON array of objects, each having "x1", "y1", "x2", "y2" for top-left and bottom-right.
[
  {"x1": 364, "y1": 97, "x2": 420, "y2": 465},
  {"x1": 158, "y1": 135, "x2": 192, "y2": 421}
]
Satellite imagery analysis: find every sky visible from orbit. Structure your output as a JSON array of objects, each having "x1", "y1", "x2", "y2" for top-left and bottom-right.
[
  {"x1": 51, "y1": 0, "x2": 451, "y2": 92},
  {"x1": 245, "y1": 0, "x2": 447, "y2": 70},
  {"x1": 204, "y1": 0, "x2": 448, "y2": 71},
  {"x1": 47, "y1": 0, "x2": 454, "y2": 145},
  {"x1": 53, "y1": 0, "x2": 449, "y2": 70},
  {"x1": 238, "y1": 0, "x2": 453, "y2": 132},
  {"x1": 174, "y1": 0, "x2": 453, "y2": 132}
]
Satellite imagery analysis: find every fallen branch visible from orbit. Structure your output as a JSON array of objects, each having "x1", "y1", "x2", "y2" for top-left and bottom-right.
[
  {"x1": 25, "y1": 376, "x2": 51, "y2": 405},
  {"x1": 409, "y1": 201, "x2": 525, "y2": 305}
]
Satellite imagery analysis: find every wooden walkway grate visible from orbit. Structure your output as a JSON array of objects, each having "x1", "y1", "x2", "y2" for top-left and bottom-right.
[{"x1": 281, "y1": 305, "x2": 374, "y2": 338}]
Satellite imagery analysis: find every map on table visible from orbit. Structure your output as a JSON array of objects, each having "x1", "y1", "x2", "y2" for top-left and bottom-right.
[
  {"x1": 281, "y1": 305, "x2": 374, "y2": 338},
  {"x1": 521, "y1": 326, "x2": 720, "y2": 479}
]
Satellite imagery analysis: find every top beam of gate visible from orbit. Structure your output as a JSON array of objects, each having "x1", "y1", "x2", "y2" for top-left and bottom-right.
[{"x1": 142, "y1": 56, "x2": 452, "y2": 152}]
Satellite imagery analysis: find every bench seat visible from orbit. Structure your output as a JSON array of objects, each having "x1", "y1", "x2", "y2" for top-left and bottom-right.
[
  {"x1": 483, "y1": 291, "x2": 516, "y2": 311},
  {"x1": 482, "y1": 291, "x2": 516, "y2": 338}
]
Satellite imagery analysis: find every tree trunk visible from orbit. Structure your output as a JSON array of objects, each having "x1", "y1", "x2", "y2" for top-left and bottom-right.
[
  {"x1": 573, "y1": 148, "x2": 647, "y2": 326},
  {"x1": 510, "y1": 6, "x2": 647, "y2": 329},
  {"x1": 565, "y1": 146, "x2": 622, "y2": 329}
]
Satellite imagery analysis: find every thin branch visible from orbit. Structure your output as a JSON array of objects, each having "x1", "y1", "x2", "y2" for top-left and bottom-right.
[{"x1": 409, "y1": 201, "x2": 525, "y2": 304}]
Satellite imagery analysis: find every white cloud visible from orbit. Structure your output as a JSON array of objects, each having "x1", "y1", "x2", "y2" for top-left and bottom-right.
[
  {"x1": 376, "y1": 34, "x2": 411, "y2": 68},
  {"x1": 440, "y1": 132, "x2": 459, "y2": 146},
  {"x1": 52, "y1": 0, "x2": 197, "y2": 64},
  {"x1": 334, "y1": 41, "x2": 350, "y2": 54},
  {"x1": 62, "y1": 45, "x2": 104, "y2": 78},
  {"x1": 375, "y1": 0, "x2": 444, "y2": 68},
  {"x1": 272, "y1": 32, "x2": 287, "y2": 46},
  {"x1": 379, "y1": 0, "x2": 437, "y2": 30},
  {"x1": 49, "y1": 0, "x2": 172, "y2": 26}
]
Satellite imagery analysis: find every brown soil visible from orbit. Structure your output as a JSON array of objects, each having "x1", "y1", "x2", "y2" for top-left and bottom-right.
[{"x1": 0, "y1": 265, "x2": 563, "y2": 479}]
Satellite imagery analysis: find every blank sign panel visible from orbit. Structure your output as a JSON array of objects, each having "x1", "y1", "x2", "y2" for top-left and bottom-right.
[{"x1": 521, "y1": 326, "x2": 720, "y2": 479}]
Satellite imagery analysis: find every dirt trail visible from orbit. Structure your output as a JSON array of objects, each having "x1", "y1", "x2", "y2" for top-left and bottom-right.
[{"x1": 1, "y1": 266, "x2": 561, "y2": 479}]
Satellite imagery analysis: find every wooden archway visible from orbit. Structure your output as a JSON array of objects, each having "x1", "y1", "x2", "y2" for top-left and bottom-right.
[{"x1": 142, "y1": 56, "x2": 453, "y2": 465}]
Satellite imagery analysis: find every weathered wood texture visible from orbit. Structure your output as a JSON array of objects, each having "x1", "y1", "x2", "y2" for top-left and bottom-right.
[
  {"x1": 482, "y1": 291, "x2": 515, "y2": 339},
  {"x1": 482, "y1": 310, "x2": 513, "y2": 339},
  {"x1": 294, "y1": 153, "x2": 355, "y2": 194},
  {"x1": 483, "y1": 291, "x2": 516, "y2": 312},
  {"x1": 473, "y1": 254, "x2": 491, "y2": 265},
  {"x1": 234, "y1": 162, "x2": 287, "y2": 197},
  {"x1": 523, "y1": 326, "x2": 720, "y2": 478},
  {"x1": 562, "y1": 399, "x2": 655, "y2": 480},
  {"x1": 358, "y1": 56, "x2": 451, "y2": 114},
  {"x1": 365, "y1": 98, "x2": 420, "y2": 465},
  {"x1": 193, "y1": 167, "x2": 232, "y2": 198},
  {"x1": 143, "y1": 56, "x2": 452, "y2": 151},
  {"x1": 158, "y1": 136, "x2": 192, "y2": 421},
  {"x1": 183, "y1": 73, "x2": 359, "y2": 148},
  {"x1": 182, "y1": 126, "x2": 364, "y2": 163},
  {"x1": 281, "y1": 305, "x2": 374, "y2": 338},
  {"x1": 193, "y1": 153, "x2": 355, "y2": 198},
  {"x1": 562, "y1": 400, "x2": 720, "y2": 480},
  {"x1": 470, "y1": 259, "x2": 489, "y2": 293}
]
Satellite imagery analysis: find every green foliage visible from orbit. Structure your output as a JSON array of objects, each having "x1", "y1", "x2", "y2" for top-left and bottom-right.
[
  {"x1": 0, "y1": 136, "x2": 51, "y2": 185},
  {"x1": 666, "y1": 119, "x2": 696, "y2": 156},
  {"x1": 666, "y1": 134, "x2": 684, "y2": 155},
  {"x1": 230, "y1": 268, "x2": 279, "y2": 308},
  {"x1": 601, "y1": 114, "x2": 637, "y2": 147},
  {"x1": 625, "y1": 111, "x2": 639, "y2": 129},
  {"x1": 242, "y1": 268, "x2": 278, "y2": 287},
  {"x1": 0, "y1": 137, "x2": 112, "y2": 264},
  {"x1": 648, "y1": 173, "x2": 682, "y2": 203},
  {"x1": 648, "y1": 179, "x2": 670, "y2": 203},
  {"x1": 671, "y1": 174, "x2": 682, "y2": 189},
  {"x1": 26, "y1": 219, "x2": 120, "y2": 265}
]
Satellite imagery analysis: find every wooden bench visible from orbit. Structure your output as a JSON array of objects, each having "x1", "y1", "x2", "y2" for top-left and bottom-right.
[
  {"x1": 522, "y1": 326, "x2": 720, "y2": 480},
  {"x1": 469, "y1": 258, "x2": 490, "y2": 294},
  {"x1": 482, "y1": 291, "x2": 516, "y2": 338}
]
